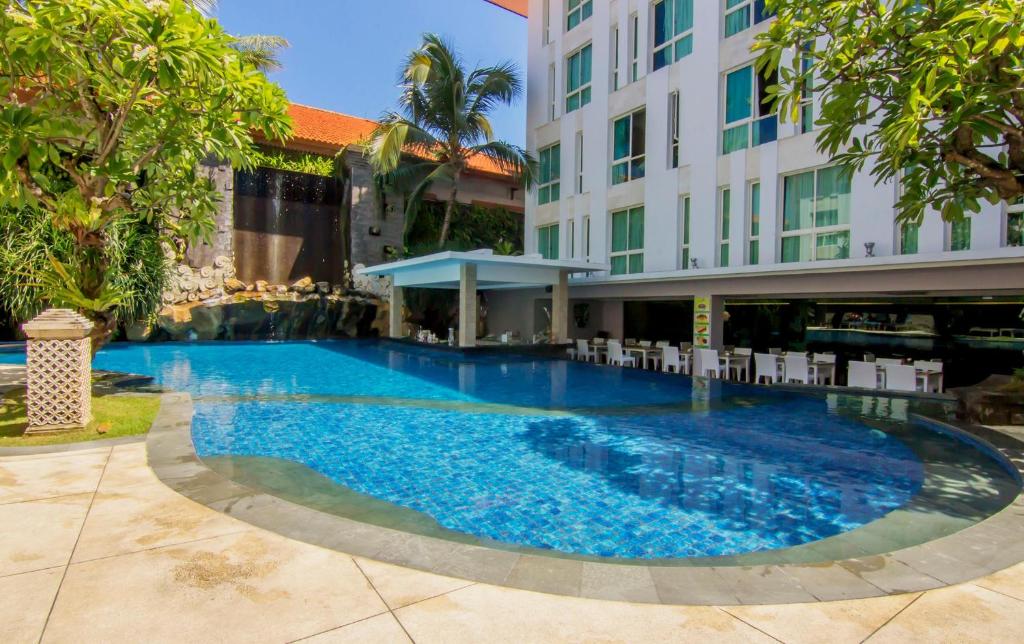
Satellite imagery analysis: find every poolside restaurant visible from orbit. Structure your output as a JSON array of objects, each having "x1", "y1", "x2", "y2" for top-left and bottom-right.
[{"x1": 361, "y1": 249, "x2": 1024, "y2": 393}]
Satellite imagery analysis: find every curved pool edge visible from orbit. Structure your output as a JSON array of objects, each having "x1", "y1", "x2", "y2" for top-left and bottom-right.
[{"x1": 147, "y1": 391, "x2": 1024, "y2": 606}]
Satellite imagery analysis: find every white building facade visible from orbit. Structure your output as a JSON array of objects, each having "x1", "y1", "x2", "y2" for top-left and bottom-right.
[{"x1": 489, "y1": 0, "x2": 1024, "y2": 359}]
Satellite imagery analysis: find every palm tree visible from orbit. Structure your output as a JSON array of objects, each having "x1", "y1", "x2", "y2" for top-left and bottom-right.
[
  {"x1": 186, "y1": 1, "x2": 290, "y2": 72},
  {"x1": 369, "y1": 34, "x2": 534, "y2": 249}
]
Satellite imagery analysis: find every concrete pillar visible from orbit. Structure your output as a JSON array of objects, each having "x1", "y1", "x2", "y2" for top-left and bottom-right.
[
  {"x1": 693, "y1": 293, "x2": 725, "y2": 349},
  {"x1": 389, "y1": 284, "x2": 404, "y2": 338},
  {"x1": 458, "y1": 264, "x2": 477, "y2": 347},
  {"x1": 551, "y1": 271, "x2": 569, "y2": 343}
]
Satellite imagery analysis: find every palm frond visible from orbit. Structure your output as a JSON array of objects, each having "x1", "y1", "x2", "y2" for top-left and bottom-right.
[
  {"x1": 468, "y1": 141, "x2": 536, "y2": 188},
  {"x1": 231, "y1": 34, "x2": 290, "y2": 72}
]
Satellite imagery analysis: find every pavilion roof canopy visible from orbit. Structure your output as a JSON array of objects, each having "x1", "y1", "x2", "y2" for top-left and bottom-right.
[{"x1": 359, "y1": 250, "x2": 606, "y2": 290}]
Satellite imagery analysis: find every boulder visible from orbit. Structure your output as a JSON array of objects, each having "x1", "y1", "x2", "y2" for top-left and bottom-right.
[
  {"x1": 255, "y1": 280, "x2": 269, "y2": 293},
  {"x1": 316, "y1": 281, "x2": 331, "y2": 295},
  {"x1": 125, "y1": 321, "x2": 153, "y2": 342},
  {"x1": 290, "y1": 276, "x2": 313, "y2": 292},
  {"x1": 224, "y1": 277, "x2": 247, "y2": 293}
]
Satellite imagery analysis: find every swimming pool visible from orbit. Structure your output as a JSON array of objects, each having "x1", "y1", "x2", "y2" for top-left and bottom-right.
[{"x1": 3, "y1": 339, "x2": 1016, "y2": 560}]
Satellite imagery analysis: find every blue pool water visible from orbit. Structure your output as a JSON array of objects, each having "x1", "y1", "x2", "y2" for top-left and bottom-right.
[{"x1": 3, "y1": 340, "x2": 942, "y2": 558}]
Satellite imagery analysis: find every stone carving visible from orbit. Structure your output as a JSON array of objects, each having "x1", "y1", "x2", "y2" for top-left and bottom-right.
[
  {"x1": 351, "y1": 264, "x2": 391, "y2": 301},
  {"x1": 163, "y1": 248, "x2": 238, "y2": 306},
  {"x1": 21, "y1": 309, "x2": 93, "y2": 432}
]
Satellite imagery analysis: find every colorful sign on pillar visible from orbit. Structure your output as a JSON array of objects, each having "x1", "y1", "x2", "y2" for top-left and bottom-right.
[{"x1": 693, "y1": 296, "x2": 712, "y2": 347}]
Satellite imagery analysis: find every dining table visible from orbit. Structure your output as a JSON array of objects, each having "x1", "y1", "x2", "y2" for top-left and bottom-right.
[
  {"x1": 623, "y1": 344, "x2": 663, "y2": 369},
  {"x1": 718, "y1": 351, "x2": 751, "y2": 380}
]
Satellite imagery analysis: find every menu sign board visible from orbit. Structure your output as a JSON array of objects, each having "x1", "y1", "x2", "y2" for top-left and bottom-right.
[{"x1": 693, "y1": 296, "x2": 711, "y2": 347}]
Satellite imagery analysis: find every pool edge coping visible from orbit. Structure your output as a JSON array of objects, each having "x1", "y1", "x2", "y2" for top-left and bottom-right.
[{"x1": 146, "y1": 391, "x2": 1024, "y2": 606}]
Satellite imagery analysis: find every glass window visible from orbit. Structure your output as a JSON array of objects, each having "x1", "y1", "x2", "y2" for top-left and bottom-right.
[
  {"x1": 798, "y1": 41, "x2": 814, "y2": 134},
  {"x1": 782, "y1": 166, "x2": 852, "y2": 262},
  {"x1": 950, "y1": 218, "x2": 971, "y2": 251},
  {"x1": 610, "y1": 206, "x2": 644, "y2": 275},
  {"x1": 899, "y1": 223, "x2": 919, "y2": 255},
  {"x1": 719, "y1": 188, "x2": 731, "y2": 266},
  {"x1": 574, "y1": 131, "x2": 584, "y2": 194},
  {"x1": 567, "y1": 0, "x2": 592, "y2": 31},
  {"x1": 1008, "y1": 198, "x2": 1024, "y2": 247},
  {"x1": 724, "y1": 0, "x2": 773, "y2": 38},
  {"x1": 566, "y1": 44, "x2": 592, "y2": 113},
  {"x1": 629, "y1": 13, "x2": 639, "y2": 82},
  {"x1": 568, "y1": 219, "x2": 576, "y2": 258},
  {"x1": 748, "y1": 182, "x2": 760, "y2": 264},
  {"x1": 680, "y1": 195, "x2": 691, "y2": 268},
  {"x1": 537, "y1": 144, "x2": 560, "y2": 205},
  {"x1": 537, "y1": 223, "x2": 559, "y2": 259},
  {"x1": 582, "y1": 215, "x2": 591, "y2": 261},
  {"x1": 611, "y1": 109, "x2": 646, "y2": 185},
  {"x1": 668, "y1": 91, "x2": 680, "y2": 168},
  {"x1": 722, "y1": 64, "x2": 777, "y2": 154},
  {"x1": 611, "y1": 25, "x2": 620, "y2": 91},
  {"x1": 652, "y1": 0, "x2": 694, "y2": 71},
  {"x1": 548, "y1": 63, "x2": 556, "y2": 121}
]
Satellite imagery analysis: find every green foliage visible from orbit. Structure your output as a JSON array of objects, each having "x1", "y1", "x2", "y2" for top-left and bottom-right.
[
  {"x1": 368, "y1": 34, "x2": 535, "y2": 247},
  {"x1": 403, "y1": 201, "x2": 524, "y2": 258},
  {"x1": 251, "y1": 146, "x2": 341, "y2": 177},
  {"x1": 756, "y1": 0, "x2": 1024, "y2": 224},
  {"x1": 0, "y1": 0, "x2": 291, "y2": 335},
  {"x1": 0, "y1": 207, "x2": 167, "y2": 327}
]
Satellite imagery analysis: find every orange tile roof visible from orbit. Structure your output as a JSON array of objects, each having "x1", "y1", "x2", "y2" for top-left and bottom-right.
[
  {"x1": 484, "y1": 0, "x2": 528, "y2": 17},
  {"x1": 274, "y1": 103, "x2": 512, "y2": 178}
]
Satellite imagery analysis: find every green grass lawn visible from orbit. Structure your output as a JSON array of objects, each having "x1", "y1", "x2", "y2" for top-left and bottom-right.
[{"x1": 0, "y1": 389, "x2": 160, "y2": 447}]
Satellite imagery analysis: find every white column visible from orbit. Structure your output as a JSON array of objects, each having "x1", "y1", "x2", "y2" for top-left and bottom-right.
[
  {"x1": 458, "y1": 264, "x2": 477, "y2": 347},
  {"x1": 693, "y1": 293, "x2": 725, "y2": 349}
]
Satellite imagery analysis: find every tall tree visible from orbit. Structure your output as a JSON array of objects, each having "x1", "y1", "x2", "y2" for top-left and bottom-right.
[
  {"x1": 756, "y1": 0, "x2": 1024, "y2": 223},
  {"x1": 369, "y1": 34, "x2": 534, "y2": 248},
  {"x1": 0, "y1": 0, "x2": 291, "y2": 348}
]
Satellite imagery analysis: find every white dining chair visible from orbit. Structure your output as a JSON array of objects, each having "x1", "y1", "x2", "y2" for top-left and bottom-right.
[
  {"x1": 575, "y1": 339, "x2": 596, "y2": 363},
  {"x1": 607, "y1": 341, "x2": 637, "y2": 368},
  {"x1": 696, "y1": 348, "x2": 721, "y2": 378},
  {"x1": 680, "y1": 341, "x2": 693, "y2": 351},
  {"x1": 768, "y1": 347, "x2": 782, "y2": 355},
  {"x1": 662, "y1": 346, "x2": 683, "y2": 373},
  {"x1": 783, "y1": 354, "x2": 813, "y2": 384},
  {"x1": 876, "y1": 357, "x2": 903, "y2": 366},
  {"x1": 754, "y1": 353, "x2": 780, "y2": 384},
  {"x1": 847, "y1": 361, "x2": 878, "y2": 389},
  {"x1": 884, "y1": 364, "x2": 918, "y2": 392},
  {"x1": 655, "y1": 340, "x2": 671, "y2": 348},
  {"x1": 638, "y1": 340, "x2": 652, "y2": 347},
  {"x1": 624, "y1": 338, "x2": 637, "y2": 346},
  {"x1": 730, "y1": 347, "x2": 752, "y2": 381},
  {"x1": 913, "y1": 360, "x2": 944, "y2": 393},
  {"x1": 812, "y1": 353, "x2": 837, "y2": 385}
]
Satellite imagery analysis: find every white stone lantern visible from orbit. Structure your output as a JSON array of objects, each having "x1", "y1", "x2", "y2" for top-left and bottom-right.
[{"x1": 21, "y1": 308, "x2": 94, "y2": 433}]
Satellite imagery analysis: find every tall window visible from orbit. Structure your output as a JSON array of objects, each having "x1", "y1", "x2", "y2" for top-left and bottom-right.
[
  {"x1": 1008, "y1": 198, "x2": 1024, "y2": 247},
  {"x1": 748, "y1": 182, "x2": 760, "y2": 264},
  {"x1": 610, "y1": 206, "x2": 644, "y2": 275},
  {"x1": 612, "y1": 109, "x2": 646, "y2": 185},
  {"x1": 719, "y1": 188, "x2": 731, "y2": 266},
  {"x1": 629, "y1": 13, "x2": 639, "y2": 82},
  {"x1": 899, "y1": 222, "x2": 919, "y2": 254},
  {"x1": 652, "y1": 0, "x2": 693, "y2": 71},
  {"x1": 798, "y1": 41, "x2": 814, "y2": 134},
  {"x1": 574, "y1": 131, "x2": 584, "y2": 193},
  {"x1": 680, "y1": 195, "x2": 691, "y2": 268},
  {"x1": 565, "y1": 44, "x2": 592, "y2": 113},
  {"x1": 611, "y1": 25, "x2": 621, "y2": 91},
  {"x1": 582, "y1": 215, "x2": 591, "y2": 261},
  {"x1": 568, "y1": 219, "x2": 576, "y2": 258},
  {"x1": 542, "y1": 0, "x2": 551, "y2": 44},
  {"x1": 567, "y1": 0, "x2": 592, "y2": 31},
  {"x1": 548, "y1": 63, "x2": 556, "y2": 121},
  {"x1": 537, "y1": 144, "x2": 560, "y2": 205},
  {"x1": 668, "y1": 91, "x2": 680, "y2": 168},
  {"x1": 781, "y1": 166, "x2": 852, "y2": 262},
  {"x1": 724, "y1": 0, "x2": 773, "y2": 38},
  {"x1": 537, "y1": 223, "x2": 559, "y2": 259},
  {"x1": 722, "y1": 64, "x2": 777, "y2": 154},
  {"x1": 950, "y1": 218, "x2": 971, "y2": 251}
]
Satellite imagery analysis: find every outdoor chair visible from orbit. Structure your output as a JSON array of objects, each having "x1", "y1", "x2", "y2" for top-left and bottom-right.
[
  {"x1": 783, "y1": 354, "x2": 813, "y2": 384},
  {"x1": 607, "y1": 341, "x2": 637, "y2": 368},
  {"x1": 812, "y1": 353, "x2": 837, "y2": 385},
  {"x1": 638, "y1": 340, "x2": 652, "y2": 347},
  {"x1": 696, "y1": 348, "x2": 721, "y2": 378},
  {"x1": 680, "y1": 341, "x2": 693, "y2": 351},
  {"x1": 624, "y1": 338, "x2": 637, "y2": 346},
  {"x1": 876, "y1": 357, "x2": 903, "y2": 366},
  {"x1": 754, "y1": 353, "x2": 781, "y2": 384},
  {"x1": 884, "y1": 364, "x2": 918, "y2": 392},
  {"x1": 575, "y1": 339, "x2": 597, "y2": 363},
  {"x1": 730, "y1": 347, "x2": 752, "y2": 381},
  {"x1": 662, "y1": 346, "x2": 683, "y2": 373},
  {"x1": 655, "y1": 340, "x2": 671, "y2": 348},
  {"x1": 863, "y1": 353, "x2": 876, "y2": 362},
  {"x1": 768, "y1": 347, "x2": 782, "y2": 355},
  {"x1": 847, "y1": 361, "x2": 878, "y2": 389},
  {"x1": 913, "y1": 360, "x2": 944, "y2": 393}
]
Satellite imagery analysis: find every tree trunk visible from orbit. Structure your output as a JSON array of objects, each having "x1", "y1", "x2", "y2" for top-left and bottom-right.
[{"x1": 437, "y1": 175, "x2": 460, "y2": 249}]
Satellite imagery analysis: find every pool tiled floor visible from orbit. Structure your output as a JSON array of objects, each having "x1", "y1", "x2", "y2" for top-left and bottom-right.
[{"x1": 2, "y1": 442, "x2": 1023, "y2": 643}]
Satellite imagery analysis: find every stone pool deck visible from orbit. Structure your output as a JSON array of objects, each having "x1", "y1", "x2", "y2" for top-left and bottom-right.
[{"x1": 1, "y1": 440, "x2": 1024, "y2": 641}]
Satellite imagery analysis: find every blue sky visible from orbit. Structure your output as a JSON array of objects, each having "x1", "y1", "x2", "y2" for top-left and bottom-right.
[{"x1": 215, "y1": 0, "x2": 528, "y2": 146}]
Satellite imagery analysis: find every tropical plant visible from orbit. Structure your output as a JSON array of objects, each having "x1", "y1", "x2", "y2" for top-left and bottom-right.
[
  {"x1": 0, "y1": 0, "x2": 291, "y2": 349},
  {"x1": 368, "y1": 34, "x2": 535, "y2": 248},
  {"x1": 184, "y1": 0, "x2": 292, "y2": 72},
  {"x1": 756, "y1": 0, "x2": 1024, "y2": 224}
]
